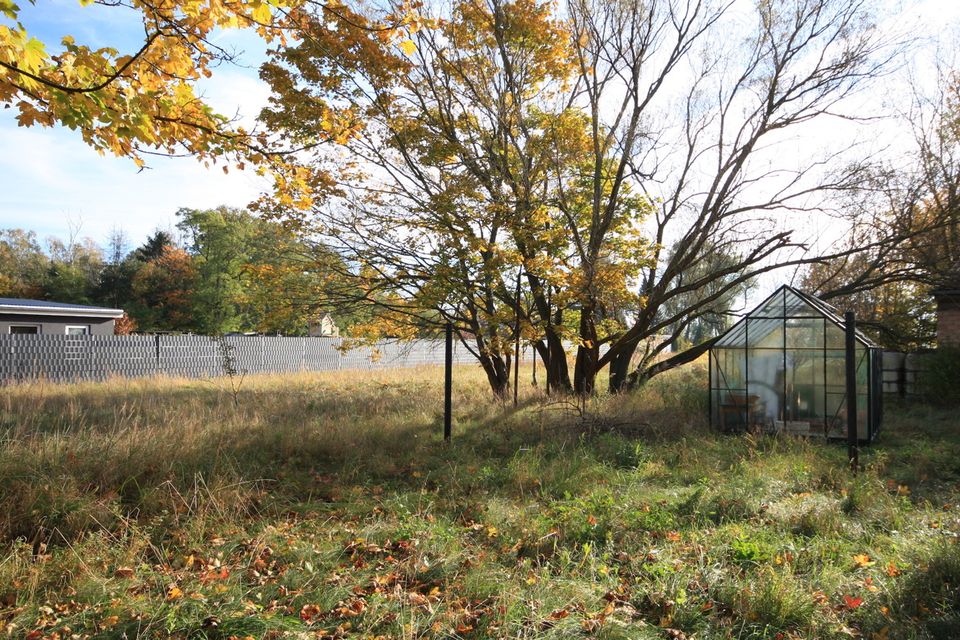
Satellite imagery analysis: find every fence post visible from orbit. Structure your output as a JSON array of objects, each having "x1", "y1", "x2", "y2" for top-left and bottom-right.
[
  {"x1": 444, "y1": 322, "x2": 453, "y2": 442},
  {"x1": 155, "y1": 334, "x2": 161, "y2": 374},
  {"x1": 845, "y1": 312, "x2": 859, "y2": 473}
]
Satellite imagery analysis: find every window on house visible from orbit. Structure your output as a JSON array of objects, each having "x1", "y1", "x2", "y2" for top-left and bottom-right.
[
  {"x1": 65, "y1": 326, "x2": 90, "y2": 335},
  {"x1": 9, "y1": 325, "x2": 39, "y2": 334}
]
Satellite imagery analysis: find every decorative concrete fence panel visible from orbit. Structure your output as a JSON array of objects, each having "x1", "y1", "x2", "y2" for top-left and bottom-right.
[{"x1": 0, "y1": 334, "x2": 480, "y2": 385}]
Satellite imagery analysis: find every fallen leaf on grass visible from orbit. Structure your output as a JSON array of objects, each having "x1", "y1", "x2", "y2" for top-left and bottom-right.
[
  {"x1": 301, "y1": 603, "x2": 322, "y2": 623},
  {"x1": 852, "y1": 554, "x2": 875, "y2": 568},
  {"x1": 843, "y1": 595, "x2": 864, "y2": 610}
]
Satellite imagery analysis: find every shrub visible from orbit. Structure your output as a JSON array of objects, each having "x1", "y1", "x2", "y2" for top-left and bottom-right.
[{"x1": 918, "y1": 347, "x2": 960, "y2": 407}]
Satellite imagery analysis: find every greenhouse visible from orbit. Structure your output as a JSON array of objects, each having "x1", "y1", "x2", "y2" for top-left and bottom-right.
[{"x1": 709, "y1": 285, "x2": 883, "y2": 443}]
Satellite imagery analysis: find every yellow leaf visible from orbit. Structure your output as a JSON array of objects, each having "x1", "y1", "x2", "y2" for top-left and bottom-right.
[
  {"x1": 399, "y1": 39, "x2": 416, "y2": 55},
  {"x1": 852, "y1": 554, "x2": 875, "y2": 568},
  {"x1": 252, "y1": 2, "x2": 272, "y2": 24}
]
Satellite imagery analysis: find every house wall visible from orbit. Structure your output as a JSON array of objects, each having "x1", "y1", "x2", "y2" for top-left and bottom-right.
[
  {"x1": 936, "y1": 298, "x2": 960, "y2": 347},
  {"x1": 0, "y1": 313, "x2": 116, "y2": 336}
]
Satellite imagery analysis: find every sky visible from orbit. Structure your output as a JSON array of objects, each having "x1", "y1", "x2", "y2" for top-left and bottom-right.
[
  {"x1": 0, "y1": 0, "x2": 958, "y2": 260},
  {"x1": 0, "y1": 0, "x2": 273, "y2": 248}
]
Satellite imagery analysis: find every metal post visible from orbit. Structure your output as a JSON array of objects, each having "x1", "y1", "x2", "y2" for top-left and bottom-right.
[
  {"x1": 845, "y1": 311, "x2": 859, "y2": 473},
  {"x1": 514, "y1": 269, "x2": 522, "y2": 406},
  {"x1": 532, "y1": 342, "x2": 537, "y2": 387},
  {"x1": 545, "y1": 286, "x2": 552, "y2": 395},
  {"x1": 513, "y1": 341, "x2": 520, "y2": 406},
  {"x1": 444, "y1": 322, "x2": 453, "y2": 442}
]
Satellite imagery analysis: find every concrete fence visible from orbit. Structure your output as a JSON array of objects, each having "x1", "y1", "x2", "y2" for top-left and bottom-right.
[
  {"x1": 881, "y1": 350, "x2": 933, "y2": 397},
  {"x1": 0, "y1": 334, "x2": 480, "y2": 385}
]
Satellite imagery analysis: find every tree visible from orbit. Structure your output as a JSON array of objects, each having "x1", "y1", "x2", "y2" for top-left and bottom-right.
[
  {"x1": 1, "y1": 0, "x2": 423, "y2": 175},
  {"x1": 659, "y1": 243, "x2": 754, "y2": 351},
  {"x1": 262, "y1": 0, "x2": 905, "y2": 396},
  {"x1": 792, "y1": 68, "x2": 960, "y2": 350},
  {"x1": 177, "y1": 207, "x2": 256, "y2": 334},
  {"x1": 242, "y1": 226, "x2": 342, "y2": 335},
  {"x1": 132, "y1": 230, "x2": 177, "y2": 264},
  {"x1": 130, "y1": 246, "x2": 199, "y2": 331},
  {"x1": 0, "y1": 229, "x2": 47, "y2": 298},
  {"x1": 44, "y1": 236, "x2": 104, "y2": 304},
  {"x1": 801, "y1": 256, "x2": 935, "y2": 350},
  {"x1": 95, "y1": 228, "x2": 139, "y2": 309},
  {"x1": 558, "y1": 0, "x2": 903, "y2": 392},
  {"x1": 260, "y1": 0, "x2": 583, "y2": 395}
]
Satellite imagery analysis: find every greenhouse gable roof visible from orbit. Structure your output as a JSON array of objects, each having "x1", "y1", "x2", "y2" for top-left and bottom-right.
[{"x1": 713, "y1": 285, "x2": 878, "y2": 349}]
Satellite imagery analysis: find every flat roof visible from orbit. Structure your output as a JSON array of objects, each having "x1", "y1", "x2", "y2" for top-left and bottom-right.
[{"x1": 0, "y1": 298, "x2": 124, "y2": 318}]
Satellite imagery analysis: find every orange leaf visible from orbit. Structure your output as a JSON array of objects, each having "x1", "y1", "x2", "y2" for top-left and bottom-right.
[{"x1": 843, "y1": 595, "x2": 864, "y2": 610}]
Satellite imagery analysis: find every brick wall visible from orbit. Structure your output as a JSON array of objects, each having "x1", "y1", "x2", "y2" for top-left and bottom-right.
[{"x1": 937, "y1": 300, "x2": 960, "y2": 347}]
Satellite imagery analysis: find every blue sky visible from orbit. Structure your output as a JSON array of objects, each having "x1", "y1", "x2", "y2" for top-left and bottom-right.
[{"x1": 0, "y1": 0, "x2": 272, "y2": 250}]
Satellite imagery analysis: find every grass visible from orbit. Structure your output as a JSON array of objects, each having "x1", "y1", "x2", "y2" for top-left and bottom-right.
[{"x1": 1, "y1": 362, "x2": 959, "y2": 639}]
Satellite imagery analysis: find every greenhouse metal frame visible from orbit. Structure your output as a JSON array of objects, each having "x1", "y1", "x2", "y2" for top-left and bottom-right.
[{"x1": 709, "y1": 285, "x2": 882, "y2": 443}]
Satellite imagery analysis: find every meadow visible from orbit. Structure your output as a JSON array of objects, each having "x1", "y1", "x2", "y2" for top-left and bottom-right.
[{"x1": 1, "y1": 363, "x2": 959, "y2": 639}]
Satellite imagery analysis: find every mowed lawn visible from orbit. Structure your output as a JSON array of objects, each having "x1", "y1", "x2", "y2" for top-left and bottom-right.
[{"x1": 1, "y1": 364, "x2": 959, "y2": 639}]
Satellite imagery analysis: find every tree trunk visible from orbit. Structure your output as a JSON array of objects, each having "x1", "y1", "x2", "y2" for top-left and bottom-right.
[
  {"x1": 534, "y1": 331, "x2": 572, "y2": 394},
  {"x1": 608, "y1": 341, "x2": 636, "y2": 393},
  {"x1": 478, "y1": 352, "x2": 511, "y2": 397},
  {"x1": 573, "y1": 307, "x2": 599, "y2": 395},
  {"x1": 624, "y1": 337, "x2": 717, "y2": 390}
]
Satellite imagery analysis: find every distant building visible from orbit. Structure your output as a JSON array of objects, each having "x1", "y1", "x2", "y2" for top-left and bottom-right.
[
  {"x1": 0, "y1": 298, "x2": 124, "y2": 336},
  {"x1": 932, "y1": 285, "x2": 960, "y2": 347},
  {"x1": 308, "y1": 313, "x2": 340, "y2": 338}
]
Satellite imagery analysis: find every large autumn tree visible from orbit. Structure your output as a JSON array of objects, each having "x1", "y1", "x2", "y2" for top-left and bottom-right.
[
  {"x1": 260, "y1": 0, "x2": 596, "y2": 395},
  {"x1": 260, "y1": 0, "x2": 908, "y2": 395}
]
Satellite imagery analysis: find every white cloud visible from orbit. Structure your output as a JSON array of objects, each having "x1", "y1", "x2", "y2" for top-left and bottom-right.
[{"x1": 0, "y1": 118, "x2": 270, "y2": 246}]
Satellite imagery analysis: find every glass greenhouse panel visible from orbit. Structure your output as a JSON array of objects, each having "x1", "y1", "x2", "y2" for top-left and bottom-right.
[{"x1": 709, "y1": 285, "x2": 882, "y2": 443}]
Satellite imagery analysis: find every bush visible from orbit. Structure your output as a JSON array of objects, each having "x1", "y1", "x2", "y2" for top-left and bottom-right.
[{"x1": 919, "y1": 347, "x2": 960, "y2": 407}]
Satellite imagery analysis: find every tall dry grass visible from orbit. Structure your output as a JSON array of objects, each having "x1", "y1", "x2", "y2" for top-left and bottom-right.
[
  {"x1": 6, "y1": 361, "x2": 956, "y2": 639},
  {"x1": 0, "y1": 362, "x2": 708, "y2": 546}
]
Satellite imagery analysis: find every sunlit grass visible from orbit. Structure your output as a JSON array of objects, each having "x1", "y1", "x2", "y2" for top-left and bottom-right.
[{"x1": 1, "y1": 363, "x2": 959, "y2": 638}]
